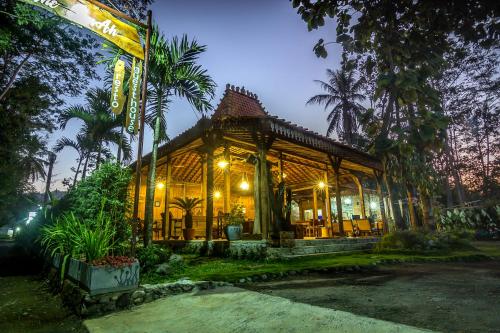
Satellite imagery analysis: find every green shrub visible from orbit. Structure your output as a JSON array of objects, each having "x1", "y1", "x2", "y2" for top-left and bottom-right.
[
  {"x1": 65, "y1": 162, "x2": 131, "y2": 243},
  {"x1": 40, "y1": 207, "x2": 116, "y2": 262},
  {"x1": 437, "y1": 205, "x2": 500, "y2": 239},
  {"x1": 375, "y1": 230, "x2": 473, "y2": 253},
  {"x1": 136, "y1": 244, "x2": 172, "y2": 271}
]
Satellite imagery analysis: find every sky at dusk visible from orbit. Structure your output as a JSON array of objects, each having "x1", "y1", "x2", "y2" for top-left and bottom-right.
[{"x1": 39, "y1": 0, "x2": 342, "y2": 191}]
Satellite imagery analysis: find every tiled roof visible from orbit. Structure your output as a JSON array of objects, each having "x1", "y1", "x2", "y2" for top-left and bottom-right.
[{"x1": 212, "y1": 84, "x2": 267, "y2": 119}]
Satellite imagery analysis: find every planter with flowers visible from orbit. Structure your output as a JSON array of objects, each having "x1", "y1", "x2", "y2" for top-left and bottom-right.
[{"x1": 41, "y1": 210, "x2": 139, "y2": 296}]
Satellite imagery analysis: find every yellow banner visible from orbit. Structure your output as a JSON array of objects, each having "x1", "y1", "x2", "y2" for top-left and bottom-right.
[
  {"x1": 110, "y1": 59, "x2": 126, "y2": 115},
  {"x1": 20, "y1": 0, "x2": 144, "y2": 59},
  {"x1": 126, "y1": 57, "x2": 142, "y2": 135}
]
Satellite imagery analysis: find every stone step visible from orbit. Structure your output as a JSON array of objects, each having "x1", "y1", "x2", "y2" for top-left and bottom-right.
[
  {"x1": 281, "y1": 250, "x2": 364, "y2": 259},
  {"x1": 293, "y1": 237, "x2": 379, "y2": 247},
  {"x1": 267, "y1": 241, "x2": 377, "y2": 258}
]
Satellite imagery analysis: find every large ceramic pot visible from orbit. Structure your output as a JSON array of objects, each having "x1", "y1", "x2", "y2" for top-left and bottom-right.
[
  {"x1": 225, "y1": 224, "x2": 242, "y2": 241},
  {"x1": 183, "y1": 228, "x2": 195, "y2": 240}
]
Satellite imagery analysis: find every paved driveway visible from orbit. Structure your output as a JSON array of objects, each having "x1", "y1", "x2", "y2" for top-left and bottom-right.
[{"x1": 84, "y1": 286, "x2": 430, "y2": 333}]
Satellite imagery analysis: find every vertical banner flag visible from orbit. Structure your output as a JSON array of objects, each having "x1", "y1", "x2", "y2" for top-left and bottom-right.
[
  {"x1": 20, "y1": 0, "x2": 144, "y2": 60},
  {"x1": 126, "y1": 57, "x2": 142, "y2": 135},
  {"x1": 110, "y1": 59, "x2": 126, "y2": 115}
]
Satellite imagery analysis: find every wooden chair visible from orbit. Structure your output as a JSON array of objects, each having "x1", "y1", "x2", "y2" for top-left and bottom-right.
[
  {"x1": 374, "y1": 221, "x2": 385, "y2": 235},
  {"x1": 356, "y1": 219, "x2": 372, "y2": 236},
  {"x1": 342, "y1": 220, "x2": 355, "y2": 237}
]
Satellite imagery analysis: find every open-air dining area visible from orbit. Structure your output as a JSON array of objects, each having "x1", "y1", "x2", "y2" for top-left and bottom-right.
[{"x1": 132, "y1": 84, "x2": 391, "y2": 244}]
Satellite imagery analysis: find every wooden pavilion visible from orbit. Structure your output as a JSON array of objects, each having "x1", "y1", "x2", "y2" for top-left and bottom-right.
[{"x1": 132, "y1": 84, "x2": 390, "y2": 242}]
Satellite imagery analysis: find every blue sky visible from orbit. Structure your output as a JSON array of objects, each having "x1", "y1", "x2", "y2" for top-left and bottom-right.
[{"x1": 41, "y1": 0, "x2": 342, "y2": 191}]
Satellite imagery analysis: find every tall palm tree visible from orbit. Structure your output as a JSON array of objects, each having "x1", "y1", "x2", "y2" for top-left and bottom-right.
[
  {"x1": 143, "y1": 27, "x2": 216, "y2": 246},
  {"x1": 58, "y1": 88, "x2": 132, "y2": 174},
  {"x1": 307, "y1": 67, "x2": 366, "y2": 146}
]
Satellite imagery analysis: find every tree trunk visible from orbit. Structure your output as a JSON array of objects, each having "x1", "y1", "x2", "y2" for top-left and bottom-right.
[
  {"x1": 72, "y1": 155, "x2": 83, "y2": 187},
  {"x1": 95, "y1": 140, "x2": 103, "y2": 170},
  {"x1": 117, "y1": 124, "x2": 124, "y2": 164},
  {"x1": 382, "y1": 168, "x2": 404, "y2": 229},
  {"x1": 406, "y1": 184, "x2": 418, "y2": 229},
  {"x1": 0, "y1": 53, "x2": 32, "y2": 101},
  {"x1": 43, "y1": 153, "x2": 56, "y2": 204},
  {"x1": 82, "y1": 153, "x2": 90, "y2": 179},
  {"x1": 420, "y1": 190, "x2": 434, "y2": 229},
  {"x1": 144, "y1": 107, "x2": 162, "y2": 247}
]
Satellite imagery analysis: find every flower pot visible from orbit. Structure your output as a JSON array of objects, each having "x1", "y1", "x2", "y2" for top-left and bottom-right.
[
  {"x1": 79, "y1": 259, "x2": 140, "y2": 296},
  {"x1": 225, "y1": 225, "x2": 242, "y2": 241},
  {"x1": 183, "y1": 228, "x2": 195, "y2": 240}
]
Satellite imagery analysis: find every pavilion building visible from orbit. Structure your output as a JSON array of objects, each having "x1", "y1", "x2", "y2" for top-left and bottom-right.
[{"x1": 131, "y1": 84, "x2": 391, "y2": 242}]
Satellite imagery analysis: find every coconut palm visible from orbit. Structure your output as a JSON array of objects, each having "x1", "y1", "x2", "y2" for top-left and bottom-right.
[
  {"x1": 54, "y1": 134, "x2": 91, "y2": 187},
  {"x1": 143, "y1": 27, "x2": 216, "y2": 246},
  {"x1": 307, "y1": 67, "x2": 366, "y2": 146},
  {"x1": 59, "y1": 88, "x2": 132, "y2": 173}
]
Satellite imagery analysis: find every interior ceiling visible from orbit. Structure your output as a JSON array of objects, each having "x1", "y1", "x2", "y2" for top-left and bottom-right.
[{"x1": 151, "y1": 138, "x2": 373, "y2": 192}]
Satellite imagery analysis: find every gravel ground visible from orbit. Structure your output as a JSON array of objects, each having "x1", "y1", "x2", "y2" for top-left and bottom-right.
[{"x1": 245, "y1": 260, "x2": 500, "y2": 333}]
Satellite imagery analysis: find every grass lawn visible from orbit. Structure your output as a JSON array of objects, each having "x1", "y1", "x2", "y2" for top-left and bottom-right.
[{"x1": 141, "y1": 241, "x2": 500, "y2": 284}]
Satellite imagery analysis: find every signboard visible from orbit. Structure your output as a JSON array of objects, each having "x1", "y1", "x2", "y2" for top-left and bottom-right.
[
  {"x1": 125, "y1": 57, "x2": 142, "y2": 134},
  {"x1": 110, "y1": 59, "x2": 126, "y2": 115},
  {"x1": 20, "y1": 0, "x2": 144, "y2": 59}
]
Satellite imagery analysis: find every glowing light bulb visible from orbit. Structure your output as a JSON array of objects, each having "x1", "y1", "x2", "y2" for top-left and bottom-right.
[
  {"x1": 239, "y1": 181, "x2": 249, "y2": 191},
  {"x1": 214, "y1": 191, "x2": 221, "y2": 199},
  {"x1": 370, "y1": 201, "x2": 377, "y2": 209},
  {"x1": 156, "y1": 182, "x2": 165, "y2": 189},
  {"x1": 217, "y1": 160, "x2": 228, "y2": 169},
  {"x1": 318, "y1": 181, "x2": 325, "y2": 189}
]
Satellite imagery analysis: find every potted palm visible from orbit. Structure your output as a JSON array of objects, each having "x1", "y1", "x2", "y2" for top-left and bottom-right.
[
  {"x1": 225, "y1": 203, "x2": 245, "y2": 241},
  {"x1": 171, "y1": 197, "x2": 203, "y2": 241}
]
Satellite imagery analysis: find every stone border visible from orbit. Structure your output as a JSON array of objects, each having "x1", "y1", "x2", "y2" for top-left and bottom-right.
[
  {"x1": 232, "y1": 253, "x2": 495, "y2": 284},
  {"x1": 55, "y1": 269, "x2": 232, "y2": 318}
]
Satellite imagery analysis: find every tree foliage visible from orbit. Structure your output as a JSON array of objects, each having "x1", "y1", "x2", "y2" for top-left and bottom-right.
[{"x1": 293, "y1": 0, "x2": 499, "y2": 229}]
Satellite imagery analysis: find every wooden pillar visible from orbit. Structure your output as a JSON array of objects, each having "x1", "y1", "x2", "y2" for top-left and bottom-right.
[
  {"x1": 163, "y1": 158, "x2": 171, "y2": 239},
  {"x1": 252, "y1": 156, "x2": 261, "y2": 234},
  {"x1": 353, "y1": 176, "x2": 366, "y2": 219},
  {"x1": 258, "y1": 143, "x2": 270, "y2": 239},
  {"x1": 375, "y1": 170, "x2": 389, "y2": 234},
  {"x1": 324, "y1": 170, "x2": 333, "y2": 237},
  {"x1": 205, "y1": 149, "x2": 214, "y2": 241},
  {"x1": 223, "y1": 146, "x2": 231, "y2": 214},
  {"x1": 330, "y1": 156, "x2": 344, "y2": 235},
  {"x1": 200, "y1": 157, "x2": 207, "y2": 215},
  {"x1": 312, "y1": 188, "x2": 318, "y2": 221}
]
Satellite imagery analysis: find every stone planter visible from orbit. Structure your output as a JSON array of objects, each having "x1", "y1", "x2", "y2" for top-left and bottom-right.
[
  {"x1": 85, "y1": 260, "x2": 139, "y2": 296},
  {"x1": 67, "y1": 258, "x2": 82, "y2": 281},
  {"x1": 66, "y1": 259, "x2": 140, "y2": 296},
  {"x1": 225, "y1": 225, "x2": 242, "y2": 241}
]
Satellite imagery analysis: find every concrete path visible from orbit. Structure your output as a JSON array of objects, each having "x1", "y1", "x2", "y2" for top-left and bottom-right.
[{"x1": 84, "y1": 286, "x2": 433, "y2": 333}]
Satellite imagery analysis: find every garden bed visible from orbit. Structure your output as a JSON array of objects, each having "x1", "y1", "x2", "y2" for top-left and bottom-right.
[{"x1": 141, "y1": 242, "x2": 500, "y2": 285}]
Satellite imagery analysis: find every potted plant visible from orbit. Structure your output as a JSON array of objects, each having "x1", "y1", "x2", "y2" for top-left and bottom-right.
[
  {"x1": 171, "y1": 197, "x2": 203, "y2": 241},
  {"x1": 41, "y1": 209, "x2": 140, "y2": 295},
  {"x1": 225, "y1": 203, "x2": 245, "y2": 241}
]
